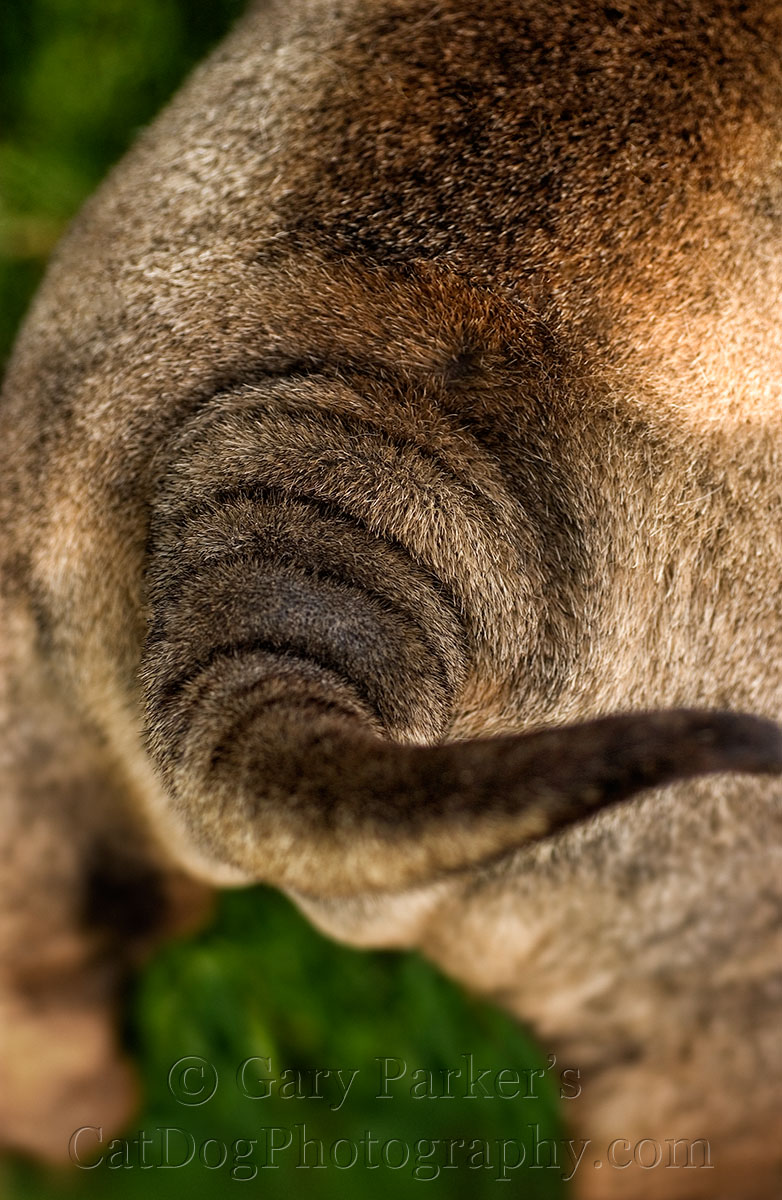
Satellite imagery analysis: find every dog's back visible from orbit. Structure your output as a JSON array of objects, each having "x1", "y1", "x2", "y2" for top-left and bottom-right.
[{"x1": 1, "y1": 2, "x2": 781, "y2": 1196}]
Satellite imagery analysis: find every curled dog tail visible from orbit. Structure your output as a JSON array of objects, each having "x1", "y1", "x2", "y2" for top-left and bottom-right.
[
  {"x1": 144, "y1": 688, "x2": 782, "y2": 895},
  {"x1": 141, "y1": 378, "x2": 782, "y2": 895}
]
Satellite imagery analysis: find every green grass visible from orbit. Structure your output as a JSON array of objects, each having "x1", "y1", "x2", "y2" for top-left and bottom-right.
[
  {"x1": 1, "y1": 890, "x2": 568, "y2": 1199},
  {"x1": 0, "y1": 0, "x2": 246, "y2": 361},
  {"x1": 1, "y1": 4, "x2": 569, "y2": 1196}
]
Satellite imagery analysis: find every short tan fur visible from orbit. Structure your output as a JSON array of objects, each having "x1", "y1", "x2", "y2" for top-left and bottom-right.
[{"x1": 1, "y1": 2, "x2": 782, "y2": 1196}]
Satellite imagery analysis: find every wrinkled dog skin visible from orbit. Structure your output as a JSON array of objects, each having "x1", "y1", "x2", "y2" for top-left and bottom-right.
[{"x1": 2, "y1": 1, "x2": 782, "y2": 1195}]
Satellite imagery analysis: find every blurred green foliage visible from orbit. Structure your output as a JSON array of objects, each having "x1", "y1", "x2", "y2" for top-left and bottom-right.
[
  {"x1": 2, "y1": 890, "x2": 569, "y2": 1199},
  {"x1": 0, "y1": 3, "x2": 569, "y2": 1197},
  {"x1": 0, "y1": 0, "x2": 246, "y2": 361}
]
